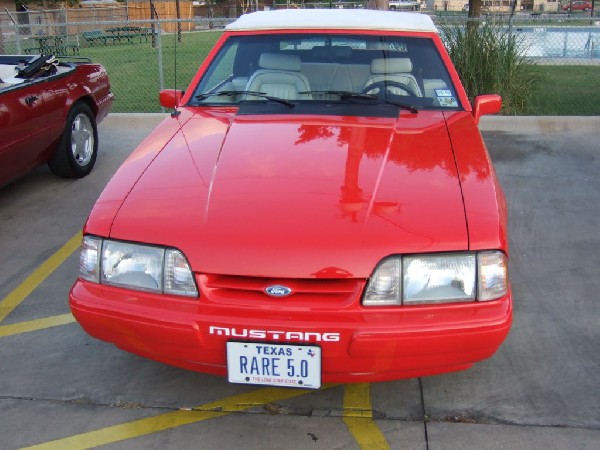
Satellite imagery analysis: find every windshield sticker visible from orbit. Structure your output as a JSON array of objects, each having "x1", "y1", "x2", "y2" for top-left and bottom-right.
[
  {"x1": 435, "y1": 89, "x2": 458, "y2": 107},
  {"x1": 438, "y1": 96, "x2": 459, "y2": 107},
  {"x1": 435, "y1": 89, "x2": 453, "y2": 97}
]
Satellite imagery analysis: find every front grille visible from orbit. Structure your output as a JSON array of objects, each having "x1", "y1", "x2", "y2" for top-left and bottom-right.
[{"x1": 198, "y1": 274, "x2": 365, "y2": 308}]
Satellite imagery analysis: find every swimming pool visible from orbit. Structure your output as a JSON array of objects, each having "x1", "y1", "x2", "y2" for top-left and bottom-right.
[{"x1": 514, "y1": 26, "x2": 600, "y2": 59}]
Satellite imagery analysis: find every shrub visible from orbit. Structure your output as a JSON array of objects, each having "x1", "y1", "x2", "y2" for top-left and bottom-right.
[{"x1": 440, "y1": 20, "x2": 538, "y2": 115}]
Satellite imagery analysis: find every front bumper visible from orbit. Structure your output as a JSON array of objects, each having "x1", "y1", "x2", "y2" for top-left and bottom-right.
[{"x1": 69, "y1": 280, "x2": 512, "y2": 383}]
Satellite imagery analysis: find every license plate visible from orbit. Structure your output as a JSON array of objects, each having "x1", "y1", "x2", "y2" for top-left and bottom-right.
[{"x1": 226, "y1": 341, "x2": 321, "y2": 389}]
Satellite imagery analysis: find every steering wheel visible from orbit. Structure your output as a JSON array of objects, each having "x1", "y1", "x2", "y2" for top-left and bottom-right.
[{"x1": 362, "y1": 80, "x2": 416, "y2": 97}]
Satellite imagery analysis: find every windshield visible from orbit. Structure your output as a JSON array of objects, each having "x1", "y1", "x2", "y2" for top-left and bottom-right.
[{"x1": 190, "y1": 33, "x2": 460, "y2": 113}]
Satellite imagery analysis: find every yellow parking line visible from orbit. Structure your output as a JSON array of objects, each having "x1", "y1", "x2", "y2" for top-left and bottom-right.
[
  {"x1": 0, "y1": 232, "x2": 82, "y2": 323},
  {"x1": 0, "y1": 232, "x2": 387, "y2": 450},
  {"x1": 343, "y1": 383, "x2": 390, "y2": 450},
  {"x1": 0, "y1": 313, "x2": 75, "y2": 338},
  {"x1": 25, "y1": 384, "x2": 337, "y2": 449}
]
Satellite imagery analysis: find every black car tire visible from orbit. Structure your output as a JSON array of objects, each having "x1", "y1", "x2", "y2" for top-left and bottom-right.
[{"x1": 48, "y1": 102, "x2": 98, "y2": 179}]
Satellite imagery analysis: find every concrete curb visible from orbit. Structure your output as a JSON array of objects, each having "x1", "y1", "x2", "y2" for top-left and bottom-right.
[
  {"x1": 478, "y1": 116, "x2": 600, "y2": 133},
  {"x1": 104, "y1": 113, "x2": 600, "y2": 134},
  {"x1": 101, "y1": 113, "x2": 168, "y2": 129}
]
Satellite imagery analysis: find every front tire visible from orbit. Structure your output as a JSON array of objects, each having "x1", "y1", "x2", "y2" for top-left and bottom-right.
[{"x1": 49, "y1": 102, "x2": 98, "y2": 178}]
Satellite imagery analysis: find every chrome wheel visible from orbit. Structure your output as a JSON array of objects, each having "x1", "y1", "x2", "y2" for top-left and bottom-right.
[
  {"x1": 48, "y1": 102, "x2": 98, "y2": 179},
  {"x1": 70, "y1": 113, "x2": 95, "y2": 167}
]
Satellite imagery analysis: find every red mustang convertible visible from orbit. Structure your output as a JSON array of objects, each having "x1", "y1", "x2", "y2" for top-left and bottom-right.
[
  {"x1": 0, "y1": 55, "x2": 113, "y2": 186},
  {"x1": 70, "y1": 10, "x2": 511, "y2": 388}
]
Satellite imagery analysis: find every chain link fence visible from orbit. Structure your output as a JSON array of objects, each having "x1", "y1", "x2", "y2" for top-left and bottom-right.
[
  {"x1": 1, "y1": 6, "x2": 599, "y2": 114},
  {"x1": 435, "y1": 13, "x2": 600, "y2": 114}
]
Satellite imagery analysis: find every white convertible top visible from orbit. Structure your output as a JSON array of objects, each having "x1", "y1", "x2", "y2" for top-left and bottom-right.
[{"x1": 226, "y1": 9, "x2": 438, "y2": 33}]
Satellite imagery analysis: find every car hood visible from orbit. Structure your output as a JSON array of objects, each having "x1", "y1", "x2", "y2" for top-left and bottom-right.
[{"x1": 108, "y1": 110, "x2": 469, "y2": 278}]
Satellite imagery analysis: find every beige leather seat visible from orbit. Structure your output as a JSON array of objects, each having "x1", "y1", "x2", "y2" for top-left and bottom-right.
[
  {"x1": 245, "y1": 53, "x2": 312, "y2": 100},
  {"x1": 0, "y1": 64, "x2": 17, "y2": 86},
  {"x1": 362, "y1": 58, "x2": 422, "y2": 97}
]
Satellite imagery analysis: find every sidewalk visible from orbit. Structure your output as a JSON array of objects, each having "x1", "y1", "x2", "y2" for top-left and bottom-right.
[
  {"x1": 480, "y1": 115, "x2": 600, "y2": 133},
  {"x1": 103, "y1": 113, "x2": 600, "y2": 134}
]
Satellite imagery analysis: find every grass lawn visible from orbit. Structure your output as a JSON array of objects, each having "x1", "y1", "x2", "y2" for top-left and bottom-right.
[
  {"x1": 528, "y1": 64, "x2": 600, "y2": 115},
  {"x1": 70, "y1": 32, "x2": 600, "y2": 115},
  {"x1": 77, "y1": 31, "x2": 222, "y2": 112}
]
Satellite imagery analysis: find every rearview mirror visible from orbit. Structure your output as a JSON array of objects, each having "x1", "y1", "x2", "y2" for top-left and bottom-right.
[
  {"x1": 159, "y1": 89, "x2": 184, "y2": 109},
  {"x1": 472, "y1": 94, "x2": 502, "y2": 125}
]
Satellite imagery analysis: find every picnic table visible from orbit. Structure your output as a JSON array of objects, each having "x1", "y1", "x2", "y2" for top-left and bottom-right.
[
  {"x1": 105, "y1": 26, "x2": 150, "y2": 44},
  {"x1": 24, "y1": 35, "x2": 80, "y2": 55},
  {"x1": 82, "y1": 30, "x2": 110, "y2": 46}
]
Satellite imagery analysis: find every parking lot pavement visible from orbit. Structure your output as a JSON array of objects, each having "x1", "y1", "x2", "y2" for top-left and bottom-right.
[{"x1": 0, "y1": 115, "x2": 598, "y2": 449}]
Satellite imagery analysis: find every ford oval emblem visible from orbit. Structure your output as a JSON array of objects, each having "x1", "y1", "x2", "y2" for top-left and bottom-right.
[{"x1": 265, "y1": 285, "x2": 293, "y2": 298}]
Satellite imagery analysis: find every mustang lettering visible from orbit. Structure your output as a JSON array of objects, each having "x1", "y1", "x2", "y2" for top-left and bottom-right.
[{"x1": 208, "y1": 326, "x2": 341, "y2": 342}]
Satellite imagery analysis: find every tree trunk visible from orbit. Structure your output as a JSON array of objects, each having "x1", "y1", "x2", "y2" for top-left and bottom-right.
[
  {"x1": 468, "y1": 0, "x2": 482, "y2": 18},
  {"x1": 367, "y1": 0, "x2": 389, "y2": 10}
]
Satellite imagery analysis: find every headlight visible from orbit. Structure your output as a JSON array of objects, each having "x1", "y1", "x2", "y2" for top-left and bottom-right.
[
  {"x1": 79, "y1": 236, "x2": 198, "y2": 298},
  {"x1": 403, "y1": 253, "x2": 476, "y2": 304},
  {"x1": 363, "y1": 251, "x2": 508, "y2": 306}
]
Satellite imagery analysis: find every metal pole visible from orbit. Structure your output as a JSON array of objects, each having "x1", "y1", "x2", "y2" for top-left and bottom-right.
[
  {"x1": 156, "y1": 20, "x2": 165, "y2": 112},
  {"x1": 5, "y1": 9, "x2": 22, "y2": 54},
  {"x1": 508, "y1": 0, "x2": 517, "y2": 39},
  {"x1": 175, "y1": 0, "x2": 181, "y2": 43},
  {"x1": 150, "y1": 0, "x2": 156, "y2": 48}
]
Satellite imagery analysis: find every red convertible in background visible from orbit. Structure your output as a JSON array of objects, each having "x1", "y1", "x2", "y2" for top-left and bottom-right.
[{"x1": 0, "y1": 55, "x2": 113, "y2": 187}]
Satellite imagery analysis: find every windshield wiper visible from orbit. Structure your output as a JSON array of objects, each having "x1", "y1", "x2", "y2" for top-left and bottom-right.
[
  {"x1": 299, "y1": 90, "x2": 419, "y2": 114},
  {"x1": 195, "y1": 90, "x2": 294, "y2": 107},
  {"x1": 380, "y1": 98, "x2": 419, "y2": 114}
]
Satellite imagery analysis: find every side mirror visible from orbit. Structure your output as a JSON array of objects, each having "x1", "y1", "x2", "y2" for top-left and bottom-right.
[
  {"x1": 472, "y1": 94, "x2": 502, "y2": 125},
  {"x1": 159, "y1": 89, "x2": 184, "y2": 109}
]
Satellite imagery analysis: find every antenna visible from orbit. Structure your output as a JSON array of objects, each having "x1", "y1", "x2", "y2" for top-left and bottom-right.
[
  {"x1": 174, "y1": 13, "x2": 177, "y2": 108},
  {"x1": 172, "y1": 11, "x2": 181, "y2": 117}
]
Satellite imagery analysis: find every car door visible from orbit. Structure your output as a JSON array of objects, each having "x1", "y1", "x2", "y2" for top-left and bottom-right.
[
  {"x1": 0, "y1": 82, "x2": 51, "y2": 186},
  {"x1": 39, "y1": 72, "x2": 72, "y2": 146}
]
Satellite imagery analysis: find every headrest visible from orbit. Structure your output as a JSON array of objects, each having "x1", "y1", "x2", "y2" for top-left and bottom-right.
[
  {"x1": 310, "y1": 45, "x2": 352, "y2": 59},
  {"x1": 258, "y1": 53, "x2": 301, "y2": 72},
  {"x1": 333, "y1": 46, "x2": 352, "y2": 58},
  {"x1": 310, "y1": 45, "x2": 328, "y2": 57},
  {"x1": 370, "y1": 58, "x2": 413, "y2": 74}
]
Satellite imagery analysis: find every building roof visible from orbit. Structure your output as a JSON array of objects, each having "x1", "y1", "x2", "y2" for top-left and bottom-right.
[{"x1": 225, "y1": 9, "x2": 438, "y2": 33}]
